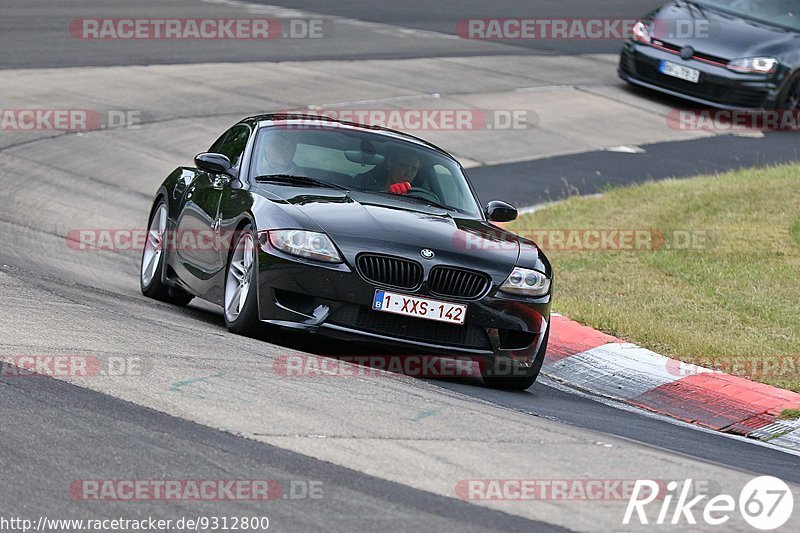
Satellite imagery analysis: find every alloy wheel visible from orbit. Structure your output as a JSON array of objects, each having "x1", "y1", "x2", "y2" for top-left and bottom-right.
[
  {"x1": 225, "y1": 231, "x2": 254, "y2": 322},
  {"x1": 141, "y1": 204, "x2": 167, "y2": 288}
]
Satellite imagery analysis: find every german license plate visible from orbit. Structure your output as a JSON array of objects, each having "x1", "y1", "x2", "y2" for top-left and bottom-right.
[
  {"x1": 372, "y1": 290, "x2": 466, "y2": 325},
  {"x1": 660, "y1": 61, "x2": 700, "y2": 83}
]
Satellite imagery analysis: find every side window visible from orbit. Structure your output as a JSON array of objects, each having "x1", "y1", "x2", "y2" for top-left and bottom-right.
[
  {"x1": 208, "y1": 131, "x2": 228, "y2": 154},
  {"x1": 210, "y1": 125, "x2": 251, "y2": 167},
  {"x1": 433, "y1": 164, "x2": 460, "y2": 206}
]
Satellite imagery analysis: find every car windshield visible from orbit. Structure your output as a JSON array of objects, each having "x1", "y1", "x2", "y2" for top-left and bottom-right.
[
  {"x1": 250, "y1": 124, "x2": 482, "y2": 217},
  {"x1": 695, "y1": 0, "x2": 800, "y2": 31}
]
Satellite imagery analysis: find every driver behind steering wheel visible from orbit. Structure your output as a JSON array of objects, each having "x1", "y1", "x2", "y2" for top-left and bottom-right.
[{"x1": 386, "y1": 152, "x2": 421, "y2": 195}]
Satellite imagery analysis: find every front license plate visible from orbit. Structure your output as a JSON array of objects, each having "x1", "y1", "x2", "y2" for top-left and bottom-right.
[
  {"x1": 660, "y1": 61, "x2": 700, "y2": 83},
  {"x1": 372, "y1": 290, "x2": 467, "y2": 325}
]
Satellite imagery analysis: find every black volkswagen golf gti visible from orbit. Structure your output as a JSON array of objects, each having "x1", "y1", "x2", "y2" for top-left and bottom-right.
[
  {"x1": 140, "y1": 115, "x2": 552, "y2": 390},
  {"x1": 620, "y1": 0, "x2": 800, "y2": 110}
]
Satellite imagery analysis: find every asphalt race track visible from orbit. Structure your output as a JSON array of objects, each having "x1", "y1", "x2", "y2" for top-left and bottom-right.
[
  {"x1": 466, "y1": 132, "x2": 800, "y2": 206},
  {"x1": 1, "y1": 1, "x2": 799, "y2": 531},
  {"x1": 0, "y1": 0, "x2": 659, "y2": 68},
  {"x1": 2, "y1": 372, "x2": 565, "y2": 532}
]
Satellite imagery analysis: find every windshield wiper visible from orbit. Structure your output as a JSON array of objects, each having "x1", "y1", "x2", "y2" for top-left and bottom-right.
[
  {"x1": 406, "y1": 194, "x2": 454, "y2": 211},
  {"x1": 370, "y1": 190, "x2": 455, "y2": 212},
  {"x1": 254, "y1": 174, "x2": 351, "y2": 191},
  {"x1": 680, "y1": 0, "x2": 707, "y2": 18}
]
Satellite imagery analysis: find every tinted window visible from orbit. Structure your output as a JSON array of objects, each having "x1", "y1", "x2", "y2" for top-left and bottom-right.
[
  {"x1": 250, "y1": 125, "x2": 482, "y2": 217},
  {"x1": 210, "y1": 125, "x2": 251, "y2": 166},
  {"x1": 209, "y1": 131, "x2": 228, "y2": 153}
]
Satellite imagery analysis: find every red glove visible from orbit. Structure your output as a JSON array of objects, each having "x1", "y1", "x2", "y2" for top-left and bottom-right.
[{"x1": 389, "y1": 181, "x2": 412, "y2": 195}]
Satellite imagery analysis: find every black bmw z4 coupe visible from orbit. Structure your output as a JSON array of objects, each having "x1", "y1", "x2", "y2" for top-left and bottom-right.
[
  {"x1": 619, "y1": 0, "x2": 800, "y2": 110},
  {"x1": 140, "y1": 114, "x2": 553, "y2": 390}
]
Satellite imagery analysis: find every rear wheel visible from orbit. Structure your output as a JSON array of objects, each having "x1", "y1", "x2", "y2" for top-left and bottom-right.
[
  {"x1": 223, "y1": 225, "x2": 262, "y2": 336},
  {"x1": 481, "y1": 326, "x2": 549, "y2": 391},
  {"x1": 140, "y1": 200, "x2": 193, "y2": 306}
]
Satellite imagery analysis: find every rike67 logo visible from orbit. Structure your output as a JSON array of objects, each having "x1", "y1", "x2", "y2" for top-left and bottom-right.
[{"x1": 624, "y1": 477, "x2": 794, "y2": 530}]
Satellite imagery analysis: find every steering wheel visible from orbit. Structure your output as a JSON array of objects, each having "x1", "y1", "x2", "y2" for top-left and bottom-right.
[{"x1": 406, "y1": 187, "x2": 442, "y2": 204}]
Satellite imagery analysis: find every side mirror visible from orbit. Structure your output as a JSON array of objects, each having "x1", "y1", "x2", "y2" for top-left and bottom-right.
[
  {"x1": 485, "y1": 200, "x2": 518, "y2": 223},
  {"x1": 195, "y1": 153, "x2": 232, "y2": 175}
]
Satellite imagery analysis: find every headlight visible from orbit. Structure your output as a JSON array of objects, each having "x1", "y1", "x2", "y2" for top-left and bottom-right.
[
  {"x1": 726, "y1": 57, "x2": 778, "y2": 74},
  {"x1": 500, "y1": 267, "x2": 551, "y2": 297},
  {"x1": 631, "y1": 21, "x2": 652, "y2": 44},
  {"x1": 267, "y1": 230, "x2": 342, "y2": 263}
]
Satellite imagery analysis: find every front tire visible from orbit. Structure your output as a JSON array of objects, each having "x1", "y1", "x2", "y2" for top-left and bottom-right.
[
  {"x1": 481, "y1": 326, "x2": 549, "y2": 391},
  {"x1": 223, "y1": 224, "x2": 262, "y2": 336},
  {"x1": 777, "y1": 74, "x2": 800, "y2": 111},
  {"x1": 140, "y1": 200, "x2": 193, "y2": 306}
]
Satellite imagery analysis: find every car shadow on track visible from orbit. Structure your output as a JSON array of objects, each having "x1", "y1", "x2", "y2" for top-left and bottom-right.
[{"x1": 176, "y1": 298, "x2": 501, "y2": 391}]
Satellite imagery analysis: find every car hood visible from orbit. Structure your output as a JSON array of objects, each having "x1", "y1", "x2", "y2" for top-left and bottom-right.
[
  {"x1": 255, "y1": 185, "x2": 546, "y2": 279},
  {"x1": 651, "y1": 1, "x2": 798, "y2": 60}
]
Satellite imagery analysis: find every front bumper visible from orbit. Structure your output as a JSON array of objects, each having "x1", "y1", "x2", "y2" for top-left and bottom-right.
[
  {"x1": 255, "y1": 248, "x2": 551, "y2": 367},
  {"x1": 619, "y1": 41, "x2": 781, "y2": 110}
]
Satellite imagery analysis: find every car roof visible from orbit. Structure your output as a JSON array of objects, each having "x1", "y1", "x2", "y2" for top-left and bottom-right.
[{"x1": 237, "y1": 113, "x2": 454, "y2": 158}]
